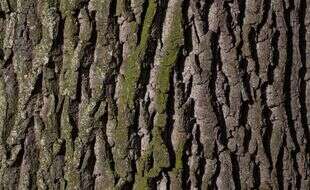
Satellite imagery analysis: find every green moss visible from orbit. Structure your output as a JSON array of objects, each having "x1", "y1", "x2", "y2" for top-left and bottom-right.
[
  {"x1": 132, "y1": 2, "x2": 184, "y2": 186},
  {"x1": 60, "y1": 0, "x2": 79, "y2": 16},
  {"x1": 59, "y1": 14, "x2": 79, "y2": 97},
  {"x1": 174, "y1": 141, "x2": 186, "y2": 172},
  {"x1": 59, "y1": 98, "x2": 80, "y2": 189},
  {"x1": 149, "y1": 137, "x2": 170, "y2": 176},
  {"x1": 154, "y1": 4, "x2": 183, "y2": 116},
  {"x1": 148, "y1": 1, "x2": 183, "y2": 179},
  {"x1": 60, "y1": 0, "x2": 70, "y2": 15},
  {"x1": 134, "y1": 176, "x2": 150, "y2": 190},
  {"x1": 119, "y1": 0, "x2": 157, "y2": 109},
  {"x1": 154, "y1": 3, "x2": 183, "y2": 124},
  {"x1": 134, "y1": 138, "x2": 169, "y2": 189},
  {"x1": 115, "y1": 0, "x2": 157, "y2": 178},
  {"x1": 116, "y1": 1, "x2": 185, "y2": 186},
  {"x1": 134, "y1": 148, "x2": 152, "y2": 189}
]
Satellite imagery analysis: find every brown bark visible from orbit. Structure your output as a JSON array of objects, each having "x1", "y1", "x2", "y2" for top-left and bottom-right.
[{"x1": 0, "y1": 0, "x2": 309, "y2": 189}]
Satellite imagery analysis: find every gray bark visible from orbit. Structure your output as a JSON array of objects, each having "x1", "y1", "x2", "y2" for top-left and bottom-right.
[{"x1": 0, "y1": 0, "x2": 309, "y2": 189}]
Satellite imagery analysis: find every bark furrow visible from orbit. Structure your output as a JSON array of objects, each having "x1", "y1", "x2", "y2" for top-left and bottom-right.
[{"x1": 0, "y1": 0, "x2": 309, "y2": 189}]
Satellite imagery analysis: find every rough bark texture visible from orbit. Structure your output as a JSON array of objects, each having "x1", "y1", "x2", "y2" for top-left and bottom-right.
[{"x1": 0, "y1": 0, "x2": 309, "y2": 189}]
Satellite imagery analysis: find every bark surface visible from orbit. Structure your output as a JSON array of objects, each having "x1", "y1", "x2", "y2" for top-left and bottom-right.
[{"x1": 0, "y1": 0, "x2": 309, "y2": 189}]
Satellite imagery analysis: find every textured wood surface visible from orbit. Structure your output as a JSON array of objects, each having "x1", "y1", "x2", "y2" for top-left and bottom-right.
[{"x1": 0, "y1": 0, "x2": 309, "y2": 189}]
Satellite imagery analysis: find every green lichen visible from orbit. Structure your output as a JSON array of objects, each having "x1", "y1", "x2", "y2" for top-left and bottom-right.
[
  {"x1": 149, "y1": 138, "x2": 170, "y2": 177},
  {"x1": 59, "y1": 13, "x2": 79, "y2": 97},
  {"x1": 115, "y1": 0, "x2": 157, "y2": 178},
  {"x1": 59, "y1": 98, "x2": 80, "y2": 189},
  {"x1": 151, "y1": 0, "x2": 183, "y2": 177},
  {"x1": 118, "y1": 0, "x2": 157, "y2": 109},
  {"x1": 134, "y1": 171, "x2": 150, "y2": 190},
  {"x1": 155, "y1": 10, "x2": 183, "y2": 113},
  {"x1": 60, "y1": 0, "x2": 79, "y2": 16},
  {"x1": 174, "y1": 141, "x2": 186, "y2": 174},
  {"x1": 58, "y1": 1, "x2": 81, "y2": 105},
  {"x1": 78, "y1": 100, "x2": 95, "y2": 142},
  {"x1": 134, "y1": 2, "x2": 184, "y2": 186}
]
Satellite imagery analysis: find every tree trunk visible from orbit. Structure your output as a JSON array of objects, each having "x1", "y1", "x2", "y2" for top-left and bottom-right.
[{"x1": 0, "y1": 0, "x2": 309, "y2": 189}]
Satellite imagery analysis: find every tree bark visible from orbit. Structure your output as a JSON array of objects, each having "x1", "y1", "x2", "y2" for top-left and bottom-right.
[{"x1": 0, "y1": 0, "x2": 309, "y2": 189}]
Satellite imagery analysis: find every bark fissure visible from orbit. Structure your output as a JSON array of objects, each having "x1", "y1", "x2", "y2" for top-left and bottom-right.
[{"x1": 0, "y1": 0, "x2": 309, "y2": 189}]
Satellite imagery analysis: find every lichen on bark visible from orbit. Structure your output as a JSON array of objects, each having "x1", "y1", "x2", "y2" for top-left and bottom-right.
[{"x1": 0, "y1": 0, "x2": 309, "y2": 189}]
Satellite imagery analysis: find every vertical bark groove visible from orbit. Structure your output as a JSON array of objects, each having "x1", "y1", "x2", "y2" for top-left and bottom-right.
[{"x1": 0, "y1": 0, "x2": 309, "y2": 189}]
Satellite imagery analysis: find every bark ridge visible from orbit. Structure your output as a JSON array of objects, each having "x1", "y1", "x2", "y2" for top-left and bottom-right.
[{"x1": 0, "y1": 0, "x2": 309, "y2": 189}]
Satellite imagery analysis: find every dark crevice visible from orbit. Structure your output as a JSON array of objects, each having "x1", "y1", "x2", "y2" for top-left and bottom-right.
[
  {"x1": 80, "y1": 139, "x2": 97, "y2": 190},
  {"x1": 253, "y1": 158, "x2": 261, "y2": 188},
  {"x1": 182, "y1": 0, "x2": 193, "y2": 55},
  {"x1": 193, "y1": 124, "x2": 204, "y2": 190},
  {"x1": 283, "y1": 5, "x2": 303, "y2": 188},
  {"x1": 260, "y1": 84, "x2": 274, "y2": 167},
  {"x1": 240, "y1": 104, "x2": 250, "y2": 152},
  {"x1": 275, "y1": 136, "x2": 284, "y2": 190},
  {"x1": 210, "y1": 32, "x2": 228, "y2": 147},
  {"x1": 198, "y1": 0, "x2": 213, "y2": 33},
  {"x1": 248, "y1": 27, "x2": 260, "y2": 75},
  {"x1": 267, "y1": 25, "x2": 279, "y2": 84},
  {"x1": 30, "y1": 73, "x2": 43, "y2": 96},
  {"x1": 239, "y1": 58, "x2": 253, "y2": 103},
  {"x1": 223, "y1": 1, "x2": 236, "y2": 46},
  {"x1": 0, "y1": 0, "x2": 308, "y2": 188},
  {"x1": 162, "y1": 64, "x2": 176, "y2": 172},
  {"x1": 182, "y1": 99, "x2": 195, "y2": 190},
  {"x1": 68, "y1": 99, "x2": 79, "y2": 145},
  {"x1": 101, "y1": 110, "x2": 116, "y2": 174},
  {"x1": 237, "y1": 0, "x2": 246, "y2": 27},
  {"x1": 230, "y1": 153, "x2": 241, "y2": 189}
]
